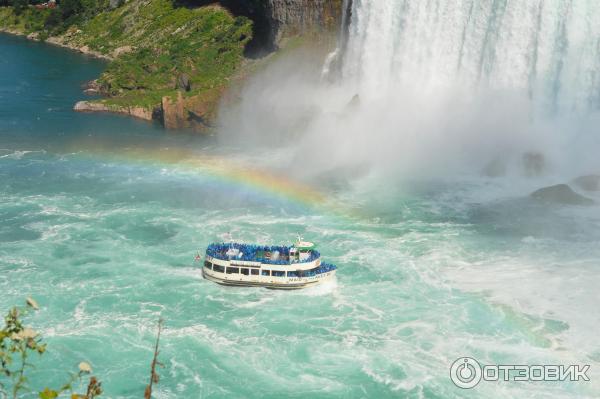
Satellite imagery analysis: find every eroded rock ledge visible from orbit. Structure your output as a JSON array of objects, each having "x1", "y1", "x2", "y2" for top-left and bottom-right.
[{"x1": 74, "y1": 101, "x2": 155, "y2": 121}]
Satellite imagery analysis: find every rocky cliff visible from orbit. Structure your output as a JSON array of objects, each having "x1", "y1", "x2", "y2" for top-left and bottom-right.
[
  {"x1": 266, "y1": 0, "x2": 343, "y2": 44},
  {"x1": 195, "y1": 0, "x2": 343, "y2": 53},
  {"x1": 2, "y1": 0, "x2": 344, "y2": 132}
]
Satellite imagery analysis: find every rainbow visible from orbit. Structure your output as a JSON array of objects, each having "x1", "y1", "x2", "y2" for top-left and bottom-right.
[{"x1": 67, "y1": 139, "x2": 354, "y2": 217}]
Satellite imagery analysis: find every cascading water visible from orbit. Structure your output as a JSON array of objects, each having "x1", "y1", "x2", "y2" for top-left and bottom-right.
[
  {"x1": 341, "y1": 0, "x2": 600, "y2": 115},
  {"x1": 321, "y1": 0, "x2": 353, "y2": 81}
]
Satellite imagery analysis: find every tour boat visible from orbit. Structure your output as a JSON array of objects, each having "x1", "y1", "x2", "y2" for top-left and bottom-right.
[{"x1": 199, "y1": 238, "x2": 337, "y2": 289}]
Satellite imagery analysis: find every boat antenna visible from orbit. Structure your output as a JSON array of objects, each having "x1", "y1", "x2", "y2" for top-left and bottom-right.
[{"x1": 224, "y1": 232, "x2": 233, "y2": 248}]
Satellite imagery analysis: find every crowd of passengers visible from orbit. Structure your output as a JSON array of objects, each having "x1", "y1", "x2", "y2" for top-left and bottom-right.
[{"x1": 206, "y1": 243, "x2": 321, "y2": 265}]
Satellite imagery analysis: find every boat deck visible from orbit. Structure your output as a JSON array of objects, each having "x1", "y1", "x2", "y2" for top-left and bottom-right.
[{"x1": 206, "y1": 243, "x2": 320, "y2": 265}]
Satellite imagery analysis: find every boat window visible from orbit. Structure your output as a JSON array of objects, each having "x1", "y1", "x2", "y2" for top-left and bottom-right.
[
  {"x1": 251, "y1": 269, "x2": 259, "y2": 275},
  {"x1": 213, "y1": 265, "x2": 225, "y2": 273},
  {"x1": 272, "y1": 270, "x2": 285, "y2": 277},
  {"x1": 287, "y1": 271, "x2": 298, "y2": 277},
  {"x1": 226, "y1": 267, "x2": 239, "y2": 274},
  {"x1": 240, "y1": 268, "x2": 249, "y2": 275},
  {"x1": 203, "y1": 261, "x2": 212, "y2": 270},
  {"x1": 261, "y1": 270, "x2": 271, "y2": 276},
  {"x1": 304, "y1": 266, "x2": 320, "y2": 277}
]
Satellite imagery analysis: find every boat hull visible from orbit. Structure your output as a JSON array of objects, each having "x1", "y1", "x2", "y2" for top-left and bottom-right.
[{"x1": 202, "y1": 269, "x2": 336, "y2": 290}]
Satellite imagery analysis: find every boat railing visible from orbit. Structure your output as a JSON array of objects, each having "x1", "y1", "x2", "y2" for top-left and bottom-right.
[
  {"x1": 287, "y1": 263, "x2": 337, "y2": 277},
  {"x1": 206, "y1": 243, "x2": 321, "y2": 265}
]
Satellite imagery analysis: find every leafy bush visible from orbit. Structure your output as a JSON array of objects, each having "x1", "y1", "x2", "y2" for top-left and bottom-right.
[
  {"x1": 12, "y1": 0, "x2": 28, "y2": 15},
  {"x1": 44, "y1": 8, "x2": 62, "y2": 29},
  {"x1": 0, "y1": 299, "x2": 102, "y2": 399}
]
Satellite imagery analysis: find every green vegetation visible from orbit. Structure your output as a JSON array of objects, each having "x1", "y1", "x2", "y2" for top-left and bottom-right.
[
  {"x1": 0, "y1": 299, "x2": 164, "y2": 398},
  {"x1": 0, "y1": 0, "x2": 111, "y2": 34},
  {"x1": 1, "y1": 0, "x2": 252, "y2": 121},
  {"x1": 83, "y1": 0, "x2": 252, "y2": 109},
  {"x1": 0, "y1": 298, "x2": 102, "y2": 399}
]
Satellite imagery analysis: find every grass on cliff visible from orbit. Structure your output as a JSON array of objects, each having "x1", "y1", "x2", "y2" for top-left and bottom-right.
[
  {"x1": 71, "y1": 0, "x2": 252, "y2": 109},
  {"x1": 1, "y1": 0, "x2": 252, "y2": 112},
  {"x1": 0, "y1": 6, "x2": 49, "y2": 33}
]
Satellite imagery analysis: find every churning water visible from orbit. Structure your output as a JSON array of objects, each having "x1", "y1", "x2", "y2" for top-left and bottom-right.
[{"x1": 2, "y1": 1, "x2": 600, "y2": 396}]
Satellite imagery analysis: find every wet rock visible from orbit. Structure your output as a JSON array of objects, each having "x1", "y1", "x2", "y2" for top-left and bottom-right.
[
  {"x1": 523, "y1": 152, "x2": 545, "y2": 177},
  {"x1": 572, "y1": 175, "x2": 600, "y2": 191},
  {"x1": 530, "y1": 184, "x2": 594, "y2": 206},
  {"x1": 82, "y1": 79, "x2": 103, "y2": 95},
  {"x1": 74, "y1": 101, "x2": 154, "y2": 121},
  {"x1": 74, "y1": 101, "x2": 110, "y2": 112}
]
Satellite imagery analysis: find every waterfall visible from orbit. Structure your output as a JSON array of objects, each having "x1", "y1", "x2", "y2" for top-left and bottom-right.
[
  {"x1": 220, "y1": 1, "x2": 600, "y2": 177},
  {"x1": 341, "y1": 0, "x2": 600, "y2": 115},
  {"x1": 321, "y1": 0, "x2": 353, "y2": 81}
]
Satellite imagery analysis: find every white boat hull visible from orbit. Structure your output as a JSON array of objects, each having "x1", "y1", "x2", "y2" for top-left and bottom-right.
[{"x1": 202, "y1": 268, "x2": 336, "y2": 290}]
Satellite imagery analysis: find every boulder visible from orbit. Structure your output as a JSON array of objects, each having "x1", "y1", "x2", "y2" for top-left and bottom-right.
[
  {"x1": 572, "y1": 175, "x2": 600, "y2": 191},
  {"x1": 523, "y1": 152, "x2": 545, "y2": 177},
  {"x1": 82, "y1": 80, "x2": 103, "y2": 95},
  {"x1": 530, "y1": 184, "x2": 594, "y2": 206},
  {"x1": 112, "y1": 45, "x2": 134, "y2": 58},
  {"x1": 74, "y1": 101, "x2": 109, "y2": 112},
  {"x1": 109, "y1": 0, "x2": 123, "y2": 9},
  {"x1": 176, "y1": 73, "x2": 191, "y2": 92}
]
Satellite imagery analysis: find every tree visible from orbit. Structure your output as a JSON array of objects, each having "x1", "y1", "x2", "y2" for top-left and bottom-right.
[
  {"x1": 59, "y1": 0, "x2": 83, "y2": 20},
  {"x1": 12, "y1": 0, "x2": 28, "y2": 16},
  {"x1": 44, "y1": 8, "x2": 63, "y2": 30}
]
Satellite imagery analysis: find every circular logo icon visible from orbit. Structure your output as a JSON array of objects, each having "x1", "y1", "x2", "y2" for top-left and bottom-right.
[{"x1": 450, "y1": 357, "x2": 482, "y2": 389}]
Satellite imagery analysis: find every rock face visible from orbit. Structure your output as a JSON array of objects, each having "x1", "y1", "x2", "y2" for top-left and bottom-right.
[
  {"x1": 161, "y1": 93, "x2": 186, "y2": 130},
  {"x1": 176, "y1": 73, "x2": 191, "y2": 92},
  {"x1": 82, "y1": 80, "x2": 105, "y2": 95},
  {"x1": 530, "y1": 184, "x2": 594, "y2": 206},
  {"x1": 213, "y1": 0, "x2": 343, "y2": 52},
  {"x1": 572, "y1": 175, "x2": 600, "y2": 191},
  {"x1": 74, "y1": 101, "x2": 154, "y2": 121},
  {"x1": 266, "y1": 0, "x2": 343, "y2": 44},
  {"x1": 160, "y1": 90, "x2": 217, "y2": 132}
]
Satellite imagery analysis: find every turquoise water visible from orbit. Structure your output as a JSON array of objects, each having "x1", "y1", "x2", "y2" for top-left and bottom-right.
[{"x1": 1, "y1": 33, "x2": 599, "y2": 398}]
